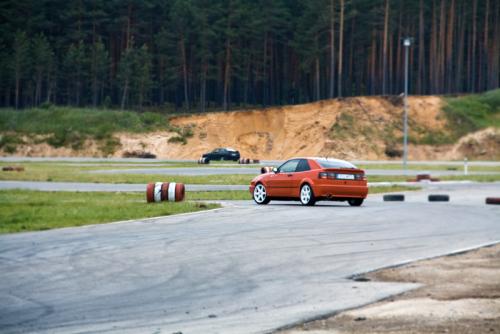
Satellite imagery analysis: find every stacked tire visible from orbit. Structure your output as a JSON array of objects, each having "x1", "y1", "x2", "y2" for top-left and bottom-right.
[
  {"x1": 2, "y1": 166, "x2": 24, "y2": 172},
  {"x1": 486, "y1": 197, "x2": 500, "y2": 205},
  {"x1": 198, "y1": 157, "x2": 209, "y2": 164},
  {"x1": 239, "y1": 158, "x2": 259, "y2": 164},
  {"x1": 146, "y1": 182, "x2": 185, "y2": 203}
]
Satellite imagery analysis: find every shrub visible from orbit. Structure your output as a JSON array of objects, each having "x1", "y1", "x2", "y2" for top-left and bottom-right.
[{"x1": 0, "y1": 134, "x2": 24, "y2": 153}]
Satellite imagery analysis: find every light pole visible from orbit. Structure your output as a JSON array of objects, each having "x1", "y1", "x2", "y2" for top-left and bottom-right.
[{"x1": 403, "y1": 37, "x2": 412, "y2": 173}]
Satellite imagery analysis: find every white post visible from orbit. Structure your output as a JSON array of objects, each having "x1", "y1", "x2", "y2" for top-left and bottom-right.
[
  {"x1": 464, "y1": 157, "x2": 468, "y2": 176},
  {"x1": 403, "y1": 37, "x2": 412, "y2": 174}
]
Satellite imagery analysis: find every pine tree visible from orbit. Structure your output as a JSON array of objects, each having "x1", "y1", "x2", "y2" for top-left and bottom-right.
[
  {"x1": 64, "y1": 41, "x2": 86, "y2": 106},
  {"x1": 31, "y1": 33, "x2": 52, "y2": 105},
  {"x1": 90, "y1": 37, "x2": 109, "y2": 107},
  {"x1": 12, "y1": 31, "x2": 30, "y2": 109},
  {"x1": 133, "y1": 44, "x2": 153, "y2": 109}
]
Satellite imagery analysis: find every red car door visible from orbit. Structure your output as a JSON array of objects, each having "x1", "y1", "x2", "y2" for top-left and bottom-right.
[
  {"x1": 288, "y1": 159, "x2": 311, "y2": 197},
  {"x1": 266, "y1": 159, "x2": 300, "y2": 197}
]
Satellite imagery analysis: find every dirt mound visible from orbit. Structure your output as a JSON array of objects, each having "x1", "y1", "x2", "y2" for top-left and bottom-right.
[
  {"x1": 447, "y1": 127, "x2": 500, "y2": 160},
  {"x1": 168, "y1": 96, "x2": 448, "y2": 160},
  {"x1": 2, "y1": 96, "x2": 498, "y2": 160}
]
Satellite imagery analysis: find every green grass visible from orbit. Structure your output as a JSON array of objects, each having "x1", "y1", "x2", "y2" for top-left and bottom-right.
[
  {"x1": 367, "y1": 174, "x2": 500, "y2": 183},
  {"x1": 0, "y1": 190, "x2": 219, "y2": 234},
  {"x1": 1, "y1": 161, "x2": 499, "y2": 184},
  {"x1": 443, "y1": 89, "x2": 500, "y2": 141},
  {"x1": 439, "y1": 174, "x2": 500, "y2": 182},
  {"x1": 357, "y1": 164, "x2": 500, "y2": 172},
  {"x1": 0, "y1": 106, "x2": 174, "y2": 153},
  {"x1": 0, "y1": 162, "x2": 255, "y2": 184}
]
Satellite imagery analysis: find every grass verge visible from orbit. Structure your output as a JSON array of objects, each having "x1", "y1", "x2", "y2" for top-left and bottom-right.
[
  {"x1": 0, "y1": 106, "x2": 174, "y2": 153},
  {"x1": 0, "y1": 162, "x2": 255, "y2": 184},
  {"x1": 0, "y1": 190, "x2": 218, "y2": 234}
]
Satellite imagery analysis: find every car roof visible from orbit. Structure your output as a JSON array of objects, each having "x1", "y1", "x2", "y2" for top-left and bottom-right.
[
  {"x1": 287, "y1": 157, "x2": 357, "y2": 168},
  {"x1": 311, "y1": 157, "x2": 357, "y2": 168}
]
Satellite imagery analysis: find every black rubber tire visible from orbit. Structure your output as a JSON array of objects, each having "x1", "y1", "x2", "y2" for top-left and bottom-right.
[
  {"x1": 486, "y1": 197, "x2": 500, "y2": 205},
  {"x1": 383, "y1": 194, "x2": 405, "y2": 201},
  {"x1": 428, "y1": 194, "x2": 450, "y2": 202},
  {"x1": 348, "y1": 198, "x2": 364, "y2": 206},
  {"x1": 299, "y1": 184, "x2": 316, "y2": 206}
]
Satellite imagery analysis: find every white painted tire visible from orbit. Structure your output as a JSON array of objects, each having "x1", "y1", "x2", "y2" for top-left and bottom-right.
[
  {"x1": 300, "y1": 184, "x2": 315, "y2": 206},
  {"x1": 253, "y1": 184, "x2": 270, "y2": 205}
]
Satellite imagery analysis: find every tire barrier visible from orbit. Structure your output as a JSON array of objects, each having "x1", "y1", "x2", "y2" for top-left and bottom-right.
[
  {"x1": 122, "y1": 150, "x2": 156, "y2": 159},
  {"x1": 485, "y1": 197, "x2": 500, "y2": 205},
  {"x1": 2, "y1": 166, "x2": 24, "y2": 172},
  {"x1": 146, "y1": 182, "x2": 185, "y2": 203},
  {"x1": 239, "y1": 158, "x2": 259, "y2": 164},
  {"x1": 383, "y1": 194, "x2": 405, "y2": 201},
  {"x1": 408, "y1": 174, "x2": 440, "y2": 182},
  {"x1": 428, "y1": 194, "x2": 450, "y2": 202},
  {"x1": 198, "y1": 157, "x2": 209, "y2": 164},
  {"x1": 261, "y1": 166, "x2": 274, "y2": 174}
]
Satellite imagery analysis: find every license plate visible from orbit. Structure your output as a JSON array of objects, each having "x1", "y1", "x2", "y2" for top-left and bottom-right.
[{"x1": 336, "y1": 173, "x2": 355, "y2": 180}]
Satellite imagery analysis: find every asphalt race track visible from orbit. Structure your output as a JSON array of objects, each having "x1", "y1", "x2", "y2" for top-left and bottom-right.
[
  {"x1": 88, "y1": 166, "x2": 496, "y2": 176},
  {"x1": 0, "y1": 183, "x2": 499, "y2": 334}
]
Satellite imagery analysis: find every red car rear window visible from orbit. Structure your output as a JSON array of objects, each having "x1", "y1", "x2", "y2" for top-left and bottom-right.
[{"x1": 316, "y1": 159, "x2": 357, "y2": 169}]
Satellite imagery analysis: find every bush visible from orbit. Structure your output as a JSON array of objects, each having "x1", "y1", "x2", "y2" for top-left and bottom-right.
[
  {"x1": 168, "y1": 136, "x2": 187, "y2": 145},
  {"x1": 0, "y1": 134, "x2": 24, "y2": 153},
  {"x1": 0, "y1": 106, "x2": 172, "y2": 150},
  {"x1": 444, "y1": 89, "x2": 500, "y2": 139}
]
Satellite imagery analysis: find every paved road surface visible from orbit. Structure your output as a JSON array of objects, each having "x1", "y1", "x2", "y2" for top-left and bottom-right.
[
  {"x1": 88, "y1": 167, "x2": 497, "y2": 176},
  {"x1": 2, "y1": 156, "x2": 500, "y2": 166},
  {"x1": 1, "y1": 180, "x2": 491, "y2": 193},
  {"x1": 0, "y1": 183, "x2": 499, "y2": 333}
]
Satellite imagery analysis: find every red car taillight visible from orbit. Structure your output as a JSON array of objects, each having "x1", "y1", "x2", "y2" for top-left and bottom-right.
[
  {"x1": 354, "y1": 173, "x2": 365, "y2": 180},
  {"x1": 318, "y1": 171, "x2": 365, "y2": 180},
  {"x1": 318, "y1": 172, "x2": 336, "y2": 179}
]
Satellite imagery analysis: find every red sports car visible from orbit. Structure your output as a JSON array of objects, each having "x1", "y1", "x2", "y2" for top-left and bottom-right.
[{"x1": 249, "y1": 157, "x2": 368, "y2": 206}]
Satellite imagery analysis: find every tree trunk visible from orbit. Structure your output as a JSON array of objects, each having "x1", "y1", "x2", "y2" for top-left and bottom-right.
[
  {"x1": 438, "y1": 0, "x2": 446, "y2": 93},
  {"x1": 315, "y1": 42, "x2": 320, "y2": 101},
  {"x1": 471, "y1": 0, "x2": 477, "y2": 92},
  {"x1": 262, "y1": 32, "x2": 268, "y2": 106},
  {"x1": 491, "y1": 0, "x2": 500, "y2": 88},
  {"x1": 200, "y1": 62, "x2": 207, "y2": 112},
  {"x1": 337, "y1": 0, "x2": 344, "y2": 97},
  {"x1": 456, "y1": 0, "x2": 465, "y2": 91},
  {"x1": 223, "y1": 38, "x2": 231, "y2": 111},
  {"x1": 329, "y1": 0, "x2": 335, "y2": 98},
  {"x1": 370, "y1": 32, "x2": 377, "y2": 95},
  {"x1": 121, "y1": 79, "x2": 128, "y2": 110},
  {"x1": 446, "y1": 0, "x2": 455, "y2": 92},
  {"x1": 15, "y1": 77, "x2": 20, "y2": 109},
  {"x1": 417, "y1": 0, "x2": 425, "y2": 94},
  {"x1": 429, "y1": 0, "x2": 437, "y2": 93},
  {"x1": 35, "y1": 72, "x2": 42, "y2": 105},
  {"x1": 180, "y1": 36, "x2": 189, "y2": 110},
  {"x1": 382, "y1": 0, "x2": 390, "y2": 95},
  {"x1": 481, "y1": 0, "x2": 489, "y2": 91}
]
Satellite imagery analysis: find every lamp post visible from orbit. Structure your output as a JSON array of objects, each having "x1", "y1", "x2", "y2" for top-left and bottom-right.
[{"x1": 403, "y1": 37, "x2": 412, "y2": 173}]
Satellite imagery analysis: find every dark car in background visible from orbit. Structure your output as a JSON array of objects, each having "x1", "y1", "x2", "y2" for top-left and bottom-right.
[{"x1": 202, "y1": 148, "x2": 240, "y2": 161}]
